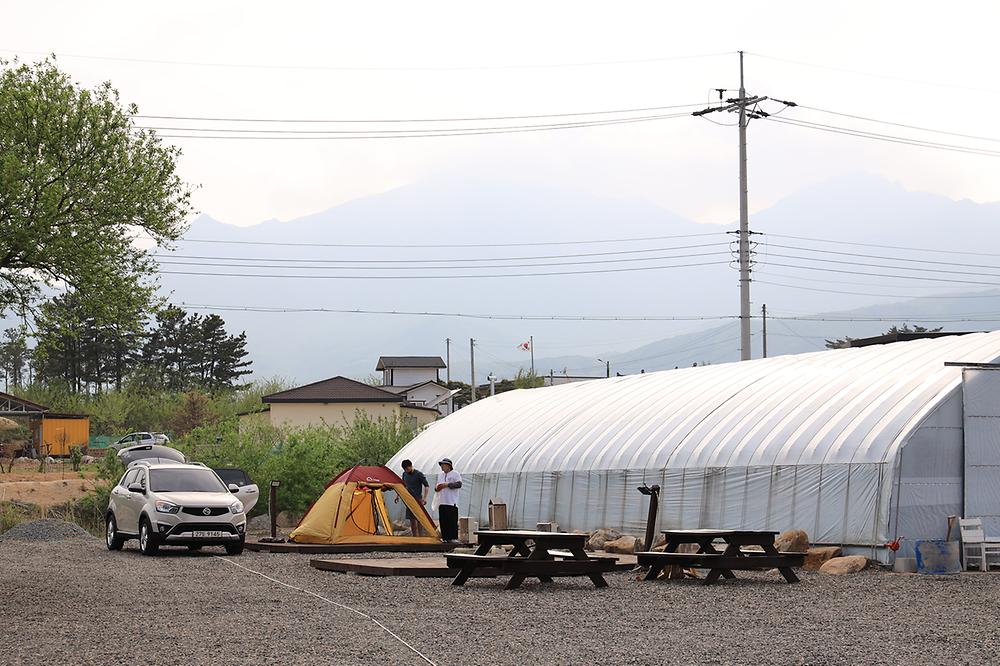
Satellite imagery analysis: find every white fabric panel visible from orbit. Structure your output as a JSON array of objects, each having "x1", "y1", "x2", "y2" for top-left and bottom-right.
[
  {"x1": 963, "y1": 369, "x2": 1000, "y2": 535},
  {"x1": 395, "y1": 333, "x2": 1000, "y2": 547}
]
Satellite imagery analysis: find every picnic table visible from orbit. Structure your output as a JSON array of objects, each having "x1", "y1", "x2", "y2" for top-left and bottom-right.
[
  {"x1": 637, "y1": 529, "x2": 804, "y2": 585},
  {"x1": 446, "y1": 530, "x2": 614, "y2": 590}
]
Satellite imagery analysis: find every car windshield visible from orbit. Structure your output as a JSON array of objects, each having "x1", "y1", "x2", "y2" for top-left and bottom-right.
[{"x1": 150, "y1": 469, "x2": 227, "y2": 493}]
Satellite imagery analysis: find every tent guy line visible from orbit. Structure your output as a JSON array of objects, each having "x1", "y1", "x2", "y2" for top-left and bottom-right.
[{"x1": 212, "y1": 556, "x2": 436, "y2": 665}]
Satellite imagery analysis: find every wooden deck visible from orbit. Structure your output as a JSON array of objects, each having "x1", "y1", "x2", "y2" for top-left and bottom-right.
[
  {"x1": 309, "y1": 552, "x2": 637, "y2": 578},
  {"x1": 245, "y1": 540, "x2": 462, "y2": 554}
]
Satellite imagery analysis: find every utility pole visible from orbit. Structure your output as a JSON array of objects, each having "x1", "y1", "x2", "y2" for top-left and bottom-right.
[
  {"x1": 529, "y1": 335, "x2": 535, "y2": 375},
  {"x1": 445, "y1": 338, "x2": 451, "y2": 384},
  {"x1": 761, "y1": 303, "x2": 768, "y2": 359},
  {"x1": 737, "y1": 50, "x2": 751, "y2": 361},
  {"x1": 691, "y1": 52, "x2": 792, "y2": 362},
  {"x1": 598, "y1": 358, "x2": 610, "y2": 378},
  {"x1": 469, "y1": 338, "x2": 476, "y2": 403}
]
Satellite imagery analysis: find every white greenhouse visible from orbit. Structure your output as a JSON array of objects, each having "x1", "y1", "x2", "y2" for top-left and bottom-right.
[{"x1": 389, "y1": 331, "x2": 1000, "y2": 560}]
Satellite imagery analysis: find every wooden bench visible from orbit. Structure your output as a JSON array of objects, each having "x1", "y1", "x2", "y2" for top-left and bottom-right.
[{"x1": 637, "y1": 550, "x2": 805, "y2": 585}]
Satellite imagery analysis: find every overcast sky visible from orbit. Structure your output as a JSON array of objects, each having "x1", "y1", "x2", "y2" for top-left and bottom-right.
[{"x1": 6, "y1": 0, "x2": 1000, "y2": 227}]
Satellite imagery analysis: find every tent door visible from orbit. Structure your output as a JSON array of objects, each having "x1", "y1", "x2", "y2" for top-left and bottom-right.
[{"x1": 962, "y1": 368, "x2": 1000, "y2": 534}]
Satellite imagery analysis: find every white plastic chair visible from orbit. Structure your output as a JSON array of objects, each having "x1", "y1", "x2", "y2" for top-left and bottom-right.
[{"x1": 959, "y1": 518, "x2": 1000, "y2": 572}]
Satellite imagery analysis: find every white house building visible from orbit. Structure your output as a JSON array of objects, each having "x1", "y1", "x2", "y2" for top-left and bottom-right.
[{"x1": 376, "y1": 356, "x2": 458, "y2": 416}]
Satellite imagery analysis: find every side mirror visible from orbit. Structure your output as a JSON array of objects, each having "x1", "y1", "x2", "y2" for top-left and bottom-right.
[
  {"x1": 228, "y1": 483, "x2": 240, "y2": 494},
  {"x1": 127, "y1": 483, "x2": 144, "y2": 494}
]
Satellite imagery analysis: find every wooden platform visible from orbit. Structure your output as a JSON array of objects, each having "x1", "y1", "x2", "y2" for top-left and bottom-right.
[
  {"x1": 309, "y1": 552, "x2": 637, "y2": 578},
  {"x1": 245, "y1": 540, "x2": 462, "y2": 554}
]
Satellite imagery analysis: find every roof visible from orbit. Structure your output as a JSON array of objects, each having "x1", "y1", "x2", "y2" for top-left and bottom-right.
[
  {"x1": 380, "y1": 380, "x2": 449, "y2": 395},
  {"x1": 263, "y1": 376, "x2": 402, "y2": 404},
  {"x1": 0, "y1": 391, "x2": 49, "y2": 414},
  {"x1": 331, "y1": 464, "x2": 405, "y2": 485},
  {"x1": 376, "y1": 356, "x2": 446, "y2": 370},
  {"x1": 390, "y1": 331, "x2": 1000, "y2": 475}
]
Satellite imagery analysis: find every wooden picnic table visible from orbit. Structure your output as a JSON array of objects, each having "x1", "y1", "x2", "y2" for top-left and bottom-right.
[
  {"x1": 637, "y1": 529, "x2": 804, "y2": 585},
  {"x1": 446, "y1": 530, "x2": 613, "y2": 590}
]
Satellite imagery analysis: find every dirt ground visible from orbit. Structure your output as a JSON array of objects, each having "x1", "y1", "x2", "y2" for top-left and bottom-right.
[{"x1": 0, "y1": 465, "x2": 97, "y2": 506}]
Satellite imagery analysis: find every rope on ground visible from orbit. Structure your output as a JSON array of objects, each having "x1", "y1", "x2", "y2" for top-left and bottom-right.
[{"x1": 213, "y1": 555, "x2": 436, "y2": 665}]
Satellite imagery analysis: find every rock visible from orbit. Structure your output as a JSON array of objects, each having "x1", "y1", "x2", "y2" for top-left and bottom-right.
[
  {"x1": 804, "y1": 546, "x2": 843, "y2": 571},
  {"x1": 392, "y1": 520, "x2": 412, "y2": 536},
  {"x1": 81, "y1": 455, "x2": 96, "y2": 464},
  {"x1": 585, "y1": 528, "x2": 622, "y2": 551},
  {"x1": 774, "y1": 529, "x2": 810, "y2": 553},
  {"x1": 604, "y1": 535, "x2": 640, "y2": 554},
  {"x1": 275, "y1": 511, "x2": 302, "y2": 528},
  {"x1": 819, "y1": 555, "x2": 868, "y2": 575},
  {"x1": 247, "y1": 515, "x2": 271, "y2": 531}
]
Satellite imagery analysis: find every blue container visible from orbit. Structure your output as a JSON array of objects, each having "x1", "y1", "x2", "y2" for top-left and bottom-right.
[{"x1": 914, "y1": 540, "x2": 961, "y2": 574}]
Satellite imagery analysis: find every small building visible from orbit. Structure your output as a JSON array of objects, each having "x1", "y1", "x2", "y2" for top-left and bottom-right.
[
  {"x1": 376, "y1": 356, "x2": 458, "y2": 416},
  {"x1": 0, "y1": 392, "x2": 90, "y2": 456},
  {"x1": 260, "y1": 376, "x2": 439, "y2": 430}
]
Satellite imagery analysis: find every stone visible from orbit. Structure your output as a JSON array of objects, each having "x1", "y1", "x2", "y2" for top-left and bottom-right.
[
  {"x1": 80, "y1": 455, "x2": 96, "y2": 464},
  {"x1": 804, "y1": 546, "x2": 843, "y2": 571},
  {"x1": 774, "y1": 529, "x2": 810, "y2": 553},
  {"x1": 585, "y1": 528, "x2": 622, "y2": 551},
  {"x1": 603, "y1": 535, "x2": 640, "y2": 554},
  {"x1": 275, "y1": 511, "x2": 302, "y2": 528},
  {"x1": 247, "y1": 515, "x2": 270, "y2": 531},
  {"x1": 819, "y1": 555, "x2": 868, "y2": 575}
]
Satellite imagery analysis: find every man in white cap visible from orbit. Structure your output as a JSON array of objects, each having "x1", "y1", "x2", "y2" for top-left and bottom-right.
[{"x1": 434, "y1": 458, "x2": 462, "y2": 543}]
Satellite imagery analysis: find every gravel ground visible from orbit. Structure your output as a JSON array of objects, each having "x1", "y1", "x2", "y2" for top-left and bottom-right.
[{"x1": 2, "y1": 521, "x2": 999, "y2": 665}]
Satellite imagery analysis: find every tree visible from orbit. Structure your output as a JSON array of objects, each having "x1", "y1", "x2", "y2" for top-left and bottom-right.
[
  {"x1": 825, "y1": 324, "x2": 944, "y2": 349},
  {"x1": 0, "y1": 58, "x2": 191, "y2": 315},
  {"x1": 0, "y1": 326, "x2": 29, "y2": 389}
]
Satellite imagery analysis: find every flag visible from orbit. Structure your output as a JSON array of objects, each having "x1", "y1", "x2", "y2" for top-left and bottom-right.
[{"x1": 518, "y1": 341, "x2": 531, "y2": 351}]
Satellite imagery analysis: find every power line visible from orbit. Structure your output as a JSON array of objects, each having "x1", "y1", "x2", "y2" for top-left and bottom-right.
[
  {"x1": 759, "y1": 261, "x2": 1000, "y2": 286},
  {"x1": 152, "y1": 241, "x2": 728, "y2": 264},
  {"x1": 755, "y1": 279, "x2": 1000, "y2": 299},
  {"x1": 151, "y1": 231, "x2": 724, "y2": 249},
  {"x1": 764, "y1": 233, "x2": 1000, "y2": 259},
  {"x1": 764, "y1": 252, "x2": 1000, "y2": 278},
  {"x1": 153, "y1": 111, "x2": 692, "y2": 140},
  {"x1": 155, "y1": 250, "x2": 730, "y2": 272},
  {"x1": 766, "y1": 116, "x2": 1000, "y2": 158},
  {"x1": 796, "y1": 105, "x2": 1000, "y2": 144},
  {"x1": 134, "y1": 102, "x2": 708, "y2": 124},
  {"x1": 3, "y1": 48, "x2": 732, "y2": 72},
  {"x1": 763, "y1": 242, "x2": 1000, "y2": 271},
  {"x1": 159, "y1": 259, "x2": 730, "y2": 280}
]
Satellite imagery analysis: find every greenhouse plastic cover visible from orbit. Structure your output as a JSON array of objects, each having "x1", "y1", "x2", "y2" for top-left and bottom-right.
[{"x1": 389, "y1": 331, "x2": 1000, "y2": 546}]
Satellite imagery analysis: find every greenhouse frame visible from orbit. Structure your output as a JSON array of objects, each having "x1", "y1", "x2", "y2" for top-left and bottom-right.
[{"x1": 389, "y1": 331, "x2": 1000, "y2": 561}]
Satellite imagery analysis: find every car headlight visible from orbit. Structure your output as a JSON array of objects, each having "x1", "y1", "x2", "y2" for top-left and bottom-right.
[
  {"x1": 230, "y1": 501, "x2": 244, "y2": 514},
  {"x1": 155, "y1": 500, "x2": 180, "y2": 514}
]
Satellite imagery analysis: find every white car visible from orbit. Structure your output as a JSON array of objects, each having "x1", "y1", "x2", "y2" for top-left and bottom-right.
[
  {"x1": 113, "y1": 432, "x2": 170, "y2": 449},
  {"x1": 105, "y1": 462, "x2": 247, "y2": 555}
]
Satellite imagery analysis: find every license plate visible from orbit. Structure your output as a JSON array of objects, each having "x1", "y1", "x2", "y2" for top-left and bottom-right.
[{"x1": 191, "y1": 530, "x2": 226, "y2": 538}]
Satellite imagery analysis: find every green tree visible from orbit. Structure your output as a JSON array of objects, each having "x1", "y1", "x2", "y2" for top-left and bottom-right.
[
  {"x1": 0, "y1": 58, "x2": 191, "y2": 315},
  {"x1": 825, "y1": 324, "x2": 945, "y2": 349},
  {"x1": 0, "y1": 326, "x2": 29, "y2": 390}
]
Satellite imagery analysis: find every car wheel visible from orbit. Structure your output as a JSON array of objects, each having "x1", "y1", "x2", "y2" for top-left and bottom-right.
[
  {"x1": 187, "y1": 545, "x2": 203, "y2": 551},
  {"x1": 105, "y1": 514, "x2": 125, "y2": 551},
  {"x1": 139, "y1": 517, "x2": 159, "y2": 556},
  {"x1": 224, "y1": 536, "x2": 245, "y2": 556}
]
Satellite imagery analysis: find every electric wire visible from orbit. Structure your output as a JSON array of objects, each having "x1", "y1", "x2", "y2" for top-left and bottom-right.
[
  {"x1": 764, "y1": 233, "x2": 1000, "y2": 259},
  {"x1": 213, "y1": 556, "x2": 435, "y2": 665},
  {"x1": 762, "y1": 242, "x2": 1000, "y2": 271},
  {"x1": 764, "y1": 252, "x2": 1000, "y2": 278},
  {"x1": 795, "y1": 105, "x2": 1000, "y2": 144}
]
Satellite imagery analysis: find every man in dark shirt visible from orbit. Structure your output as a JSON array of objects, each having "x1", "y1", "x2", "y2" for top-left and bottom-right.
[{"x1": 400, "y1": 459, "x2": 429, "y2": 536}]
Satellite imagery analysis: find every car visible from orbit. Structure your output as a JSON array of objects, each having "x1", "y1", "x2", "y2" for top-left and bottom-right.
[
  {"x1": 112, "y1": 432, "x2": 170, "y2": 449},
  {"x1": 117, "y1": 444, "x2": 187, "y2": 467},
  {"x1": 212, "y1": 467, "x2": 260, "y2": 514},
  {"x1": 105, "y1": 462, "x2": 247, "y2": 555}
]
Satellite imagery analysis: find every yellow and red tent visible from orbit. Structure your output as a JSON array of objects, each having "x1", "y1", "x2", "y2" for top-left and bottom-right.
[{"x1": 289, "y1": 464, "x2": 440, "y2": 544}]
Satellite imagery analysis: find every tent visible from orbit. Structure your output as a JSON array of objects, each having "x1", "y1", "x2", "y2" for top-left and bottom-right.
[{"x1": 289, "y1": 464, "x2": 440, "y2": 544}]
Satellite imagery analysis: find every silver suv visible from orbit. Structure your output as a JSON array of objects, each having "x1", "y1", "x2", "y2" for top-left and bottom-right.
[{"x1": 105, "y1": 462, "x2": 247, "y2": 555}]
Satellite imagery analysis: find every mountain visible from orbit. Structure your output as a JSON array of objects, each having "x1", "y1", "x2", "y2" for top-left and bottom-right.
[{"x1": 157, "y1": 173, "x2": 1000, "y2": 383}]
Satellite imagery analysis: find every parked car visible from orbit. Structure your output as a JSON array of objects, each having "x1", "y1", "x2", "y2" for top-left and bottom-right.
[
  {"x1": 212, "y1": 468, "x2": 260, "y2": 514},
  {"x1": 105, "y1": 462, "x2": 247, "y2": 555},
  {"x1": 112, "y1": 432, "x2": 170, "y2": 449},
  {"x1": 117, "y1": 444, "x2": 187, "y2": 467}
]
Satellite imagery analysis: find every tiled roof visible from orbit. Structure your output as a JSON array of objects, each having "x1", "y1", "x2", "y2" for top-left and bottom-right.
[
  {"x1": 263, "y1": 376, "x2": 403, "y2": 404},
  {"x1": 376, "y1": 356, "x2": 446, "y2": 370}
]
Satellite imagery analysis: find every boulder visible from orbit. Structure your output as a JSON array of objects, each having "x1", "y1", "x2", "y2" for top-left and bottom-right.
[
  {"x1": 804, "y1": 546, "x2": 843, "y2": 571},
  {"x1": 604, "y1": 535, "x2": 640, "y2": 554},
  {"x1": 586, "y1": 528, "x2": 622, "y2": 551},
  {"x1": 275, "y1": 511, "x2": 302, "y2": 528},
  {"x1": 247, "y1": 515, "x2": 270, "y2": 531},
  {"x1": 774, "y1": 529, "x2": 810, "y2": 553},
  {"x1": 819, "y1": 555, "x2": 868, "y2": 575},
  {"x1": 81, "y1": 455, "x2": 96, "y2": 464}
]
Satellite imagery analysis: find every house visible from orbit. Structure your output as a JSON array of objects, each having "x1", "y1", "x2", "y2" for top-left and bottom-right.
[
  {"x1": 0, "y1": 391, "x2": 89, "y2": 457},
  {"x1": 257, "y1": 376, "x2": 440, "y2": 430},
  {"x1": 376, "y1": 356, "x2": 458, "y2": 416}
]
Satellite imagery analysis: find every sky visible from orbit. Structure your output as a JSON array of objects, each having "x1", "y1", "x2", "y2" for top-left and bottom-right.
[{"x1": 5, "y1": 0, "x2": 1000, "y2": 228}]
